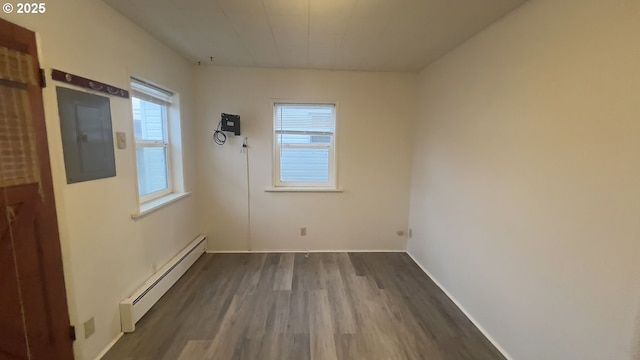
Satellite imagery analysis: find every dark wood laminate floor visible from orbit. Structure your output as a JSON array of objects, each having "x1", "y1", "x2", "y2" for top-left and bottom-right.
[{"x1": 103, "y1": 253, "x2": 505, "y2": 360}]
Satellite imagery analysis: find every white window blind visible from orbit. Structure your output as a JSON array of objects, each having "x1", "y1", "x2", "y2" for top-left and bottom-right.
[
  {"x1": 131, "y1": 77, "x2": 173, "y2": 106},
  {"x1": 274, "y1": 103, "x2": 336, "y2": 187}
]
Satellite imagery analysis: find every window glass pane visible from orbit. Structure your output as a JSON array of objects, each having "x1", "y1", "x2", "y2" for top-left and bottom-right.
[
  {"x1": 280, "y1": 148, "x2": 329, "y2": 183},
  {"x1": 310, "y1": 135, "x2": 331, "y2": 144},
  {"x1": 275, "y1": 104, "x2": 334, "y2": 133},
  {"x1": 132, "y1": 97, "x2": 166, "y2": 141},
  {"x1": 136, "y1": 147, "x2": 168, "y2": 196},
  {"x1": 277, "y1": 134, "x2": 332, "y2": 145}
]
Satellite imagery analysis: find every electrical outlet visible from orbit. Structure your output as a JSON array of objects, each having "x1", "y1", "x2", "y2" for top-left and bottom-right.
[
  {"x1": 408, "y1": 228, "x2": 413, "y2": 238},
  {"x1": 84, "y1": 317, "x2": 95, "y2": 339},
  {"x1": 300, "y1": 227, "x2": 307, "y2": 236},
  {"x1": 397, "y1": 230, "x2": 405, "y2": 236}
]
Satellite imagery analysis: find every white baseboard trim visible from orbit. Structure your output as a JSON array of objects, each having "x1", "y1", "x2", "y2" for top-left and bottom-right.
[
  {"x1": 94, "y1": 331, "x2": 123, "y2": 360},
  {"x1": 206, "y1": 249, "x2": 406, "y2": 254},
  {"x1": 406, "y1": 251, "x2": 513, "y2": 360}
]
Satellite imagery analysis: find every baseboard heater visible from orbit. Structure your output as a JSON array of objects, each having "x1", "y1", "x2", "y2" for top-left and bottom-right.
[{"x1": 119, "y1": 234, "x2": 207, "y2": 332}]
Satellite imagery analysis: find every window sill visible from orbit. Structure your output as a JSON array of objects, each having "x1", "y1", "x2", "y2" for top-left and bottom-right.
[
  {"x1": 131, "y1": 192, "x2": 191, "y2": 219},
  {"x1": 264, "y1": 187, "x2": 343, "y2": 193}
]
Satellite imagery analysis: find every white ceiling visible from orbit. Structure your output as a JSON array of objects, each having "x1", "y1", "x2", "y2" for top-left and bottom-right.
[{"x1": 103, "y1": 0, "x2": 525, "y2": 72}]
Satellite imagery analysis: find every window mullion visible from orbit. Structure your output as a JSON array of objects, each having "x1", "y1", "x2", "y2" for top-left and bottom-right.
[
  {"x1": 135, "y1": 141, "x2": 167, "y2": 148},
  {"x1": 280, "y1": 144, "x2": 331, "y2": 149},
  {"x1": 275, "y1": 130, "x2": 334, "y2": 136}
]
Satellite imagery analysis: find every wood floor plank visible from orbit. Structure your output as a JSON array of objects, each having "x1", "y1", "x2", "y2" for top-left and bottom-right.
[
  {"x1": 293, "y1": 253, "x2": 325, "y2": 291},
  {"x1": 288, "y1": 289, "x2": 309, "y2": 335},
  {"x1": 266, "y1": 290, "x2": 291, "y2": 334},
  {"x1": 324, "y1": 260, "x2": 356, "y2": 335},
  {"x1": 103, "y1": 253, "x2": 506, "y2": 360},
  {"x1": 308, "y1": 289, "x2": 338, "y2": 360},
  {"x1": 234, "y1": 254, "x2": 267, "y2": 296},
  {"x1": 204, "y1": 294, "x2": 253, "y2": 359},
  {"x1": 176, "y1": 340, "x2": 209, "y2": 360},
  {"x1": 291, "y1": 334, "x2": 311, "y2": 360},
  {"x1": 273, "y1": 253, "x2": 295, "y2": 291},
  {"x1": 334, "y1": 334, "x2": 358, "y2": 360}
]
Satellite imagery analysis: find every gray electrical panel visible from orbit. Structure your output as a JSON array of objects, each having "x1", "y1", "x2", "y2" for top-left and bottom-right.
[{"x1": 56, "y1": 87, "x2": 116, "y2": 184}]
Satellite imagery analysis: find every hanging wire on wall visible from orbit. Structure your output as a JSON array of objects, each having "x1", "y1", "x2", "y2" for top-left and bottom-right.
[{"x1": 213, "y1": 120, "x2": 227, "y2": 145}]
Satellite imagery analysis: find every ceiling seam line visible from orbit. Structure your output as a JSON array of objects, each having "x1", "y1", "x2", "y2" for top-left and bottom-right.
[
  {"x1": 261, "y1": 0, "x2": 283, "y2": 67},
  {"x1": 307, "y1": 0, "x2": 310, "y2": 68},
  {"x1": 333, "y1": 0, "x2": 358, "y2": 70},
  {"x1": 215, "y1": 0, "x2": 258, "y2": 67}
]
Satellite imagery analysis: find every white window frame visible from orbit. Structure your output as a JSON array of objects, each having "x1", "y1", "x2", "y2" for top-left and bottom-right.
[
  {"x1": 131, "y1": 78, "x2": 174, "y2": 203},
  {"x1": 272, "y1": 101, "x2": 337, "y2": 189}
]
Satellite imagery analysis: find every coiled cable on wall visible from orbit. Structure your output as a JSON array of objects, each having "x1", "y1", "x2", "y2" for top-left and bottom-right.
[{"x1": 213, "y1": 120, "x2": 226, "y2": 145}]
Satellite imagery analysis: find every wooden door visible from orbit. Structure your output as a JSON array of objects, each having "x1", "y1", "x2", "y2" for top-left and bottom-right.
[{"x1": 0, "y1": 19, "x2": 74, "y2": 360}]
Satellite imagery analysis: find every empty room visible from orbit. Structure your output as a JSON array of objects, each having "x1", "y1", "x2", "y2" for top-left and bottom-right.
[{"x1": 1, "y1": 0, "x2": 639, "y2": 359}]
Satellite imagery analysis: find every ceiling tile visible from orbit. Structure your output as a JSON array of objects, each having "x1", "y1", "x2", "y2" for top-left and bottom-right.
[
  {"x1": 269, "y1": 15, "x2": 308, "y2": 35},
  {"x1": 274, "y1": 34, "x2": 308, "y2": 51},
  {"x1": 309, "y1": 0, "x2": 357, "y2": 17},
  {"x1": 242, "y1": 33, "x2": 281, "y2": 64},
  {"x1": 345, "y1": 16, "x2": 388, "y2": 37},
  {"x1": 179, "y1": 8, "x2": 229, "y2": 33},
  {"x1": 341, "y1": 17, "x2": 386, "y2": 50},
  {"x1": 227, "y1": 11, "x2": 272, "y2": 33},
  {"x1": 217, "y1": 0, "x2": 264, "y2": 13},
  {"x1": 309, "y1": 15, "x2": 350, "y2": 37},
  {"x1": 277, "y1": 45, "x2": 308, "y2": 68},
  {"x1": 351, "y1": 0, "x2": 403, "y2": 19},
  {"x1": 264, "y1": 0, "x2": 309, "y2": 15},
  {"x1": 309, "y1": 34, "x2": 341, "y2": 50},
  {"x1": 171, "y1": 0, "x2": 224, "y2": 11}
]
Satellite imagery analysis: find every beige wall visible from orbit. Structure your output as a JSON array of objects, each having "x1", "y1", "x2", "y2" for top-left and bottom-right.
[
  {"x1": 3, "y1": 2, "x2": 200, "y2": 359},
  {"x1": 195, "y1": 66, "x2": 416, "y2": 251},
  {"x1": 408, "y1": 1, "x2": 640, "y2": 359}
]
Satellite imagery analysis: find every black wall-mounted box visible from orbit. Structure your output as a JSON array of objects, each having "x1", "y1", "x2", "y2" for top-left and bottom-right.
[{"x1": 221, "y1": 113, "x2": 241, "y2": 136}]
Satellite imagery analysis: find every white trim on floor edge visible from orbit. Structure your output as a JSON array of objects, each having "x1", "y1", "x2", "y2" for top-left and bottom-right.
[
  {"x1": 406, "y1": 251, "x2": 514, "y2": 360},
  {"x1": 206, "y1": 249, "x2": 406, "y2": 254},
  {"x1": 94, "y1": 332, "x2": 123, "y2": 360}
]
